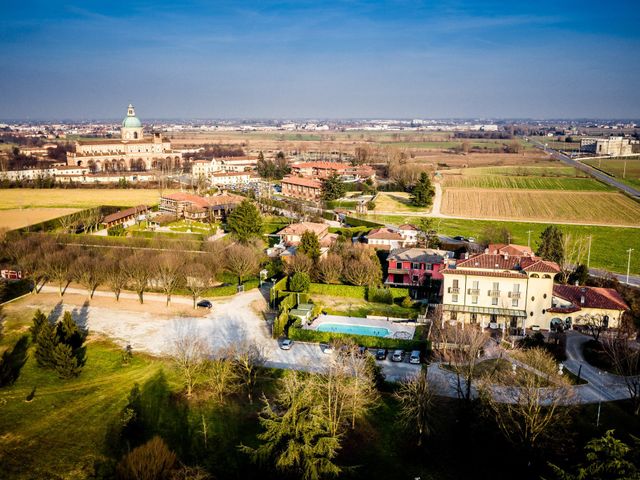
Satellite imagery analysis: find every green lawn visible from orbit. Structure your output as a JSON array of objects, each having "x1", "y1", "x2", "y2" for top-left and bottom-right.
[
  {"x1": 360, "y1": 215, "x2": 640, "y2": 275},
  {"x1": 583, "y1": 158, "x2": 640, "y2": 190},
  {"x1": 451, "y1": 165, "x2": 589, "y2": 177},
  {"x1": 443, "y1": 175, "x2": 611, "y2": 191}
]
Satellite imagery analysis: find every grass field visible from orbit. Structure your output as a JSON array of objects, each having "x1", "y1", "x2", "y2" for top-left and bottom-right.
[
  {"x1": 442, "y1": 175, "x2": 611, "y2": 190},
  {"x1": 373, "y1": 192, "x2": 425, "y2": 212},
  {"x1": 441, "y1": 189, "x2": 640, "y2": 226},
  {"x1": 388, "y1": 140, "x2": 512, "y2": 151},
  {"x1": 449, "y1": 166, "x2": 589, "y2": 177},
  {"x1": 0, "y1": 189, "x2": 179, "y2": 209},
  {"x1": 583, "y1": 158, "x2": 640, "y2": 190},
  {"x1": 360, "y1": 215, "x2": 640, "y2": 275},
  {"x1": 0, "y1": 208, "x2": 81, "y2": 229}
]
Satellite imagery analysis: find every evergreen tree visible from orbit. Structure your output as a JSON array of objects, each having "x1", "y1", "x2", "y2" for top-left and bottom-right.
[
  {"x1": 289, "y1": 272, "x2": 310, "y2": 293},
  {"x1": 322, "y1": 174, "x2": 346, "y2": 202},
  {"x1": 35, "y1": 321, "x2": 58, "y2": 369},
  {"x1": 52, "y1": 343, "x2": 81, "y2": 379},
  {"x1": 536, "y1": 225, "x2": 564, "y2": 265},
  {"x1": 568, "y1": 264, "x2": 590, "y2": 286},
  {"x1": 30, "y1": 309, "x2": 48, "y2": 342},
  {"x1": 410, "y1": 172, "x2": 435, "y2": 207},
  {"x1": 298, "y1": 231, "x2": 321, "y2": 261},
  {"x1": 56, "y1": 311, "x2": 87, "y2": 367},
  {"x1": 227, "y1": 199, "x2": 263, "y2": 244}
]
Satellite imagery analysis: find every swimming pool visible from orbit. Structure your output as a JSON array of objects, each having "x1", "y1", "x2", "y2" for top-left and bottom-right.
[{"x1": 316, "y1": 323, "x2": 390, "y2": 338}]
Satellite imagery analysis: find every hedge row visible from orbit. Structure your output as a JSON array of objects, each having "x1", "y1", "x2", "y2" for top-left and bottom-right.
[
  {"x1": 130, "y1": 230, "x2": 205, "y2": 241},
  {"x1": 342, "y1": 216, "x2": 384, "y2": 228},
  {"x1": 308, "y1": 283, "x2": 409, "y2": 300},
  {"x1": 288, "y1": 328, "x2": 429, "y2": 352}
]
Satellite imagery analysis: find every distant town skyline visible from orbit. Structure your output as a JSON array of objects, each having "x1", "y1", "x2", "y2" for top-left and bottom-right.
[{"x1": 2, "y1": 0, "x2": 639, "y2": 120}]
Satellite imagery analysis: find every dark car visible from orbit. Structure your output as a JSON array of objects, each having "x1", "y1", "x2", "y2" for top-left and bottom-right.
[
  {"x1": 196, "y1": 300, "x2": 213, "y2": 309},
  {"x1": 375, "y1": 348, "x2": 387, "y2": 360}
]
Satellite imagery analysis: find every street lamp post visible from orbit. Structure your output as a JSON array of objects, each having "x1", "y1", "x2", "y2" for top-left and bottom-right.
[
  {"x1": 626, "y1": 248, "x2": 634, "y2": 285},
  {"x1": 526, "y1": 230, "x2": 533, "y2": 248},
  {"x1": 587, "y1": 235, "x2": 592, "y2": 269}
]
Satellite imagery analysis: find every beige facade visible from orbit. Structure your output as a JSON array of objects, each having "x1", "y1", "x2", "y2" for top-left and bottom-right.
[
  {"x1": 580, "y1": 136, "x2": 633, "y2": 156},
  {"x1": 66, "y1": 105, "x2": 179, "y2": 172}
]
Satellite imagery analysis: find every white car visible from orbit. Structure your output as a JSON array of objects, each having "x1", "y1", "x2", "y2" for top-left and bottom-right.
[{"x1": 280, "y1": 339, "x2": 293, "y2": 350}]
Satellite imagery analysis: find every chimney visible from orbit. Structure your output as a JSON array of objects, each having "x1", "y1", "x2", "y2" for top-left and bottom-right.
[
  {"x1": 484, "y1": 248, "x2": 489, "y2": 254},
  {"x1": 580, "y1": 295, "x2": 585, "y2": 305},
  {"x1": 574, "y1": 280, "x2": 579, "y2": 286},
  {"x1": 464, "y1": 252, "x2": 469, "y2": 259},
  {"x1": 503, "y1": 253, "x2": 509, "y2": 260}
]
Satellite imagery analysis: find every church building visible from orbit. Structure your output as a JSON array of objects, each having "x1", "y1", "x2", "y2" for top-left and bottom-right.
[{"x1": 66, "y1": 104, "x2": 180, "y2": 172}]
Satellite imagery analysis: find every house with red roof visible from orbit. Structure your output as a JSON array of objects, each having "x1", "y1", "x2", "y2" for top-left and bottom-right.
[
  {"x1": 281, "y1": 176, "x2": 323, "y2": 201},
  {"x1": 365, "y1": 224, "x2": 419, "y2": 250},
  {"x1": 548, "y1": 284, "x2": 628, "y2": 329},
  {"x1": 159, "y1": 192, "x2": 244, "y2": 222},
  {"x1": 441, "y1": 244, "x2": 563, "y2": 331},
  {"x1": 385, "y1": 248, "x2": 450, "y2": 292}
]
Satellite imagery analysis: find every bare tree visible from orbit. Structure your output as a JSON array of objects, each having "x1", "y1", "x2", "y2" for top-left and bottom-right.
[
  {"x1": 156, "y1": 252, "x2": 185, "y2": 307},
  {"x1": 169, "y1": 321, "x2": 210, "y2": 397},
  {"x1": 317, "y1": 253, "x2": 343, "y2": 284},
  {"x1": 559, "y1": 234, "x2": 587, "y2": 283},
  {"x1": 184, "y1": 262, "x2": 211, "y2": 309},
  {"x1": 232, "y1": 342, "x2": 266, "y2": 404},
  {"x1": 127, "y1": 251, "x2": 152, "y2": 304},
  {"x1": 284, "y1": 253, "x2": 313, "y2": 276},
  {"x1": 603, "y1": 330, "x2": 640, "y2": 415},
  {"x1": 433, "y1": 322, "x2": 488, "y2": 402},
  {"x1": 46, "y1": 248, "x2": 74, "y2": 297},
  {"x1": 104, "y1": 253, "x2": 128, "y2": 301},
  {"x1": 576, "y1": 312, "x2": 609, "y2": 342},
  {"x1": 479, "y1": 348, "x2": 574, "y2": 464},
  {"x1": 74, "y1": 253, "x2": 102, "y2": 298},
  {"x1": 225, "y1": 243, "x2": 259, "y2": 285},
  {"x1": 395, "y1": 370, "x2": 437, "y2": 446},
  {"x1": 206, "y1": 347, "x2": 240, "y2": 403}
]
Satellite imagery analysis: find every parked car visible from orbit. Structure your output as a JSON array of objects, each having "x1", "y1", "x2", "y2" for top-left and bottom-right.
[
  {"x1": 322, "y1": 344, "x2": 333, "y2": 355},
  {"x1": 409, "y1": 350, "x2": 421, "y2": 364},
  {"x1": 391, "y1": 350, "x2": 404, "y2": 362},
  {"x1": 375, "y1": 348, "x2": 388, "y2": 360},
  {"x1": 280, "y1": 339, "x2": 293, "y2": 350},
  {"x1": 196, "y1": 300, "x2": 213, "y2": 309}
]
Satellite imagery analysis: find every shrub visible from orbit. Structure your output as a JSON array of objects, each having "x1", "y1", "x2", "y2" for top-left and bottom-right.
[
  {"x1": 367, "y1": 286, "x2": 394, "y2": 304},
  {"x1": 116, "y1": 436, "x2": 177, "y2": 480},
  {"x1": 288, "y1": 272, "x2": 311, "y2": 293},
  {"x1": 400, "y1": 296, "x2": 413, "y2": 308},
  {"x1": 108, "y1": 224, "x2": 126, "y2": 236},
  {"x1": 309, "y1": 283, "x2": 366, "y2": 298}
]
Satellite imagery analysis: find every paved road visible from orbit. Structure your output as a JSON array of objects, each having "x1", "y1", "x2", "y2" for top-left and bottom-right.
[
  {"x1": 587, "y1": 267, "x2": 640, "y2": 287},
  {"x1": 526, "y1": 137, "x2": 640, "y2": 199}
]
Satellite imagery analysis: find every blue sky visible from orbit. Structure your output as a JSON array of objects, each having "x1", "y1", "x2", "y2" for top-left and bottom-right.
[{"x1": 1, "y1": 0, "x2": 639, "y2": 119}]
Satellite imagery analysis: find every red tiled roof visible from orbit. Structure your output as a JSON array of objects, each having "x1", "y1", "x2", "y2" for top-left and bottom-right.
[
  {"x1": 553, "y1": 285, "x2": 628, "y2": 311},
  {"x1": 487, "y1": 243, "x2": 534, "y2": 257},
  {"x1": 367, "y1": 228, "x2": 403, "y2": 240},
  {"x1": 278, "y1": 222, "x2": 328, "y2": 237},
  {"x1": 441, "y1": 268, "x2": 527, "y2": 279},
  {"x1": 282, "y1": 176, "x2": 323, "y2": 188},
  {"x1": 398, "y1": 224, "x2": 418, "y2": 231},
  {"x1": 162, "y1": 192, "x2": 243, "y2": 208},
  {"x1": 292, "y1": 161, "x2": 348, "y2": 170},
  {"x1": 520, "y1": 258, "x2": 561, "y2": 274},
  {"x1": 456, "y1": 253, "x2": 560, "y2": 274},
  {"x1": 102, "y1": 205, "x2": 148, "y2": 224}
]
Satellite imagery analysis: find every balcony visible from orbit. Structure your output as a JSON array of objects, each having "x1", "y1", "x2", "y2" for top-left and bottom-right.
[
  {"x1": 448, "y1": 287, "x2": 460, "y2": 294},
  {"x1": 508, "y1": 291, "x2": 521, "y2": 299},
  {"x1": 467, "y1": 288, "x2": 480, "y2": 295},
  {"x1": 488, "y1": 290, "x2": 501, "y2": 297},
  {"x1": 388, "y1": 267, "x2": 409, "y2": 275}
]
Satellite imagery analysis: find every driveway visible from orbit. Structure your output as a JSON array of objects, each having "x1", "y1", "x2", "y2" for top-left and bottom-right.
[{"x1": 27, "y1": 286, "x2": 421, "y2": 380}]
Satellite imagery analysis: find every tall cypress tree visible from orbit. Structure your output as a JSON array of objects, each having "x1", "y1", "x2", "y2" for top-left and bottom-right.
[
  {"x1": 51, "y1": 343, "x2": 80, "y2": 379},
  {"x1": 56, "y1": 312, "x2": 87, "y2": 367},
  {"x1": 35, "y1": 322, "x2": 58, "y2": 369},
  {"x1": 30, "y1": 310, "x2": 48, "y2": 343},
  {"x1": 536, "y1": 226, "x2": 564, "y2": 265},
  {"x1": 410, "y1": 172, "x2": 435, "y2": 207}
]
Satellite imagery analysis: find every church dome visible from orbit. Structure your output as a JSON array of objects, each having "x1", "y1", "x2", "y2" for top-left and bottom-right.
[
  {"x1": 122, "y1": 116, "x2": 142, "y2": 128},
  {"x1": 122, "y1": 104, "x2": 142, "y2": 128}
]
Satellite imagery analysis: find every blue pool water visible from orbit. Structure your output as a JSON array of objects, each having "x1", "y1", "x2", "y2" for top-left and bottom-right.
[{"x1": 316, "y1": 323, "x2": 390, "y2": 338}]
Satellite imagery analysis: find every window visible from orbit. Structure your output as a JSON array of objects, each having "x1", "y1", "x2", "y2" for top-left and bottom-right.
[
  {"x1": 472, "y1": 295, "x2": 478, "y2": 304},
  {"x1": 426, "y1": 264, "x2": 433, "y2": 271},
  {"x1": 493, "y1": 282, "x2": 499, "y2": 290},
  {"x1": 452, "y1": 294, "x2": 459, "y2": 303},
  {"x1": 412, "y1": 262, "x2": 420, "y2": 269},
  {"x1": 452, "y1": 279, "x2": 459, "y2": 288},
  {"x1": 492, "y1": 297, "x2": 498, "y2": 306},
  {"x1": 472, "y1": 280, "x2": 479, "y2": 289},
  {"x1": 412, "y1": 275, "x2": 419, "y2": 284},
  {"x1": 512, "y1": 298, "x2": 518, "y2": 307},
  {"x1": 451, "y1": 312, "x2": 458, "y2": 321},
  {"x1": 396, "y1": 262, "x2": 402, "y2": 269},
  {"x1": 470, "y1": 313, "x2": 477, "y2": 323},
  {"x1": 513, "y1": 284, "x2": 520, "y2": 292}
]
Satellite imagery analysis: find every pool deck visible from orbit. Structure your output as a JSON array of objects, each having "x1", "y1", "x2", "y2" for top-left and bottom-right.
[{"x1": 306, "y1": 314, "x2": 416, "y2": 339}]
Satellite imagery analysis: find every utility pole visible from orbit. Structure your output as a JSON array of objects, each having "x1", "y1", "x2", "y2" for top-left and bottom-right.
[
  {"x1": 587, "y1": 235, "x2": 592, "y2": 269},
  {"x1": 626, "y1": 248, "x2": 634, "y2": 285},
  {"x1": 623, "y1": 161, "x2": 627, "y2": 179},
  {"x1": 526, "y1": 230, "x2": 533, "y2": 248}
]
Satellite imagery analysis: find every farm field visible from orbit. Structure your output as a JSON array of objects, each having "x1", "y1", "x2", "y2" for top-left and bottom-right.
[
  {"x1": 358, "y1": 215, "x2": 640, "y2": 275},
  {"x1": 583, "y1": 158, "x2": 640, "y2": 190},
  {"x1": 442, "y1": 175, "x2": 611, "y2": 190},
  {"x1": 0, "y1": 208, "x2": 80, "y2": 229},
  {"x1": 0, "y1": 188, "x2": 178, "y2": 209},
  {"x1": 440, "y1": 189, "x2": 640, "y2": 226},
  {"x1": 446, "y1": 165, "x2": 589, "y2": 177},
  {"x1": 372, "y1": 192, "x2": 425, "y2": 212}
]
